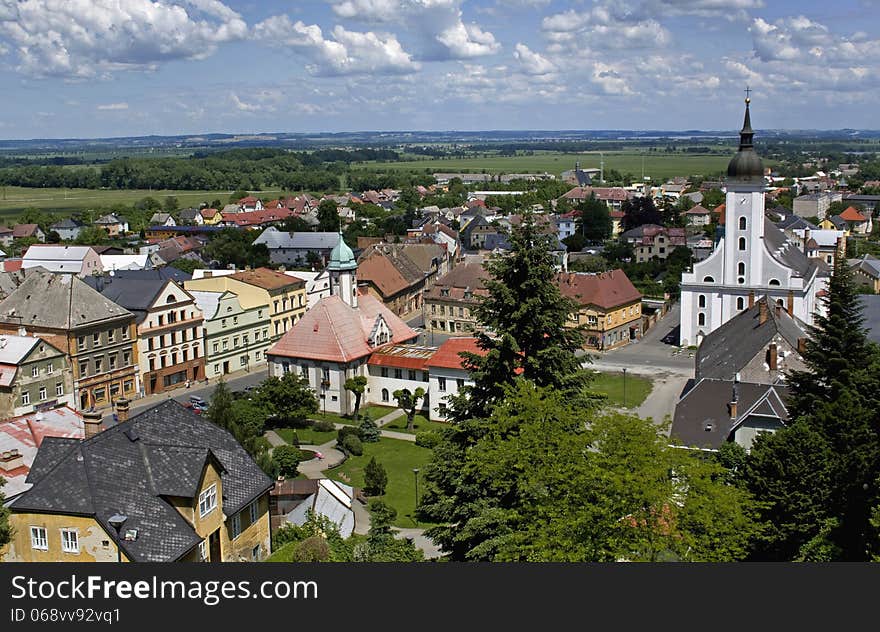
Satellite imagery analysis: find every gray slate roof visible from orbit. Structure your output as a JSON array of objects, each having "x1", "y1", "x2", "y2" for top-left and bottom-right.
[
  {"x1": 252, "y1": 228, "x2": 340, "y2": 250},
  {"x1": 774, "y1": 215, "x2": 817, "y2": 232},
  {"x1": 859, "y1": 295, "x2": 880, "y2": 345},
  {"x1": 111, "y1": 268, "x2": 192, "y2": 282},
  {"x1": 696, "y1": 296, "x2": 807, "y2": 382},
  {"x1": 763, "y1": 218, "x2": 818, "y2": 278},
  {"x1": 0, "y1": 269, "x2": 134, "y2": 330},
  {"x1": 11, "y1": 400, "x2": 273, "y2": 562},
  {"x1": 83, "y1": 276, "x2": 170, "y2": 324},
  {"x1": 671, "y1": 379, "x2": 790, "y2": 450}
]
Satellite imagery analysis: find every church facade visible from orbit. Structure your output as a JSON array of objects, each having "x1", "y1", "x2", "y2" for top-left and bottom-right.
[{"x1": 679, "y1": 99, "x2": 826, "y2": 347}]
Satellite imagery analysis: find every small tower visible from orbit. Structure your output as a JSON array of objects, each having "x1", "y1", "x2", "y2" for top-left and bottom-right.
[{"x1": 327, "y1": 232, "x2": 358, "y2": 308}]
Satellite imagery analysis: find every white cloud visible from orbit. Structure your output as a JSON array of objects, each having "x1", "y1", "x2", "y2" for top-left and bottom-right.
[
  {"x1": 254, "y1": 15, "x2": 420, "y2": 76},
  {"x1": 0, "y1": 0, "x2": 247, "y2": 78},
  {"x1": 436, "y1": 21, "x2": 500, "y2": 58},
  {"x1": 541, "y1": 6, "x2": 671, "y2": 52},
  {"x1": 96, "y1": 102, "x2": 129, "y2": 111},
  {"x1": 750, "y1": 16, "x2": 880, "y2": 65},
  {"x1": 513, "y1": 43, "x2": 556, "y2": 75}
]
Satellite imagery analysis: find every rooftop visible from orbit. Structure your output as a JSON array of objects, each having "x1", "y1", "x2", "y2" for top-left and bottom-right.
[{"x1": 229, "y1": 267, "x2": 304, "y2": 290}]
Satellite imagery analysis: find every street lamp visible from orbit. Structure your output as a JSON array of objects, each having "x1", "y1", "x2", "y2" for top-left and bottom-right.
[
  {"x1": 622, "y1": 368, "x2": 627, "y2": 408},
  {"x1": 413, "y1": 468, "x2": 420, "y2": 525},
  {"x1": 108, "y1": 513, "x2": 127, "y2": 563}
]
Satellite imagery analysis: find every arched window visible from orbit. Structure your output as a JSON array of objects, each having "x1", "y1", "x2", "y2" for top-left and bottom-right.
[
  {"x1": 381, "y1": 388, "x2": 389, "y2": 402},
  {"x1": 703, "y1": 276, "x2": 714, "y2": 283},
  {"x1": 698, "y1": 313, "x2": 706, "y2": 326},
  {"x1": 698, "y1": 295, "x2": 706, "y2": 308},
  {"x1": 739, "y1": 216, "x2": 747, "y2": 230},
  {"x1": 738, "y1": 237, "x2": 746, "y2": 251},
  {"x1": 166, "y1": 295, "x2": 176, "y2": 303},
  {"x1": 777, "y1": 298, "x2": 785, "y2": 308},
  {"x1": 738, "y1": 262, "x2": 746, "y2": 276},
  {"x1": 737, "y1": 297, "x2": 745, "y2": 310},
  {"x1": 769, "y1": 279, "x2": 780, "y2": 286}
]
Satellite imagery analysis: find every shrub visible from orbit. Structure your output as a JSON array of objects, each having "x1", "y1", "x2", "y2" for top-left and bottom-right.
[
  {"x1": 313, "y1": 419, "x2": 336, "y2": 432},
  {"x1": 358, "y1": 416, "x2": 381, "y2": 443},
  {"x1": 291, "y1": 536, "x2": 330, "y2": 562},
  {"x1": 341, "y1": 434, "x2": 363, "y2": 456},
  {"x1": 363, "y1": 457, "x2": 387, "y2": 496},
  {"x1": 337, "y1": 425, "x2": 362, "y2": 444},
  {"x1": 415, "y1": 431, "x2": 441, "y2": 448},
  {"x1": 273, "y1": 444, "x2": 302, "y2": 478}
]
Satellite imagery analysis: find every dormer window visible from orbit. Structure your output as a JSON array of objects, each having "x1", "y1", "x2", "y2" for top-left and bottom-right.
[{"x1": 440, "y1": 288, "x2": 449, "y2": 297}]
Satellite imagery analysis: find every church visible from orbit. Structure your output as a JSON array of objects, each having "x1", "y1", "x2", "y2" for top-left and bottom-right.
[{"x1": 679, "y1": 98, "x2": 826, "y2": 347}]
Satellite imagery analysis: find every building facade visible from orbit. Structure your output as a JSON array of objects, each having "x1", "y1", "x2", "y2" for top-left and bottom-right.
[
  {"x1": 557, "y1": 270, "x2": 643, "y2": 350},
  {"x1": 423, "y1": 260, "x2": 489, "y2": 336},
  {"x1": 0, "y1": 336, "x2": 75, "y2": 419}
]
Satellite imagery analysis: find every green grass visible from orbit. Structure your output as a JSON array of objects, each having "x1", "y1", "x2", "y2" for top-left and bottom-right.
[
  {"x1": 327, "y1": 437, "x2": 435, "y2": 528},
  {"x1": 360, "y1": 405, "x2": 397, "y2": 420},
  {"x1": 274, "y1": 426, "x2": 337, "y2": 446},
  {"x1": 0, "y1": 186, "x2": 284, "y2": 217},
  {"x1": 591, "y1": 371, "x2": 653, "y2": 409},
  {"x1": 265, "y1": 541, "x2": 297, "y2": 562},
  {"x1": 310, "y1": 410, "x2": 357, "y2": 426},
  {"x1": 380, "y1": 414, "x2": 449, "y2": 435},
  {"x1": 356, "y1": 151, "x2": 768, "y2": 181}
]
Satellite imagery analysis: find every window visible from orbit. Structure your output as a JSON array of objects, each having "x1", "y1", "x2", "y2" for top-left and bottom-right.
[
  {"x1": 222, "y1": 319, "x2": 227, "y2": 328},
  {"x1": 300, "y1": 365, "x2": 308, "y2": 378},
  {"x1": 240, "y1": 356, "x2": 247, "y2": 367},
  {"x1": 222, "y1": 339, "x2": 228, "y2": 351},
  {"x1": 199, "y1": 484, "x2": 217, "y2": 517},
  {"x1": 192, "y1": 326, "x2": 198, "y2": 341},
  {"x1": 408, "y1": 370, "x2": 416, "y2": 381},
  {"x1": 56, "y1": 382, "x2": 63, "y2": 396},
  {"x1": 213, "y1": 342, "x2": 219, "y2": 354},
  {"x1": 78, "y1": 336, "x2": 86, "y2": 351},
  {"x1": 121, "y1": 327, "x2": 129, "y2": 340},
  {"x1": 21, "y1": 391, "x2": 29, "y2": 405},
  {"x1": 170, "y1": 331, "x2": 176, "y2": 345},
  {"x1": 438, "y1": 403, "x2": 447, "y2": 418},
  {"x1": 171, "y1": 352, "x2": 177, "y2": 365},
  {"x1": 199, "y1": 540, "x2": 208, "y2": 562},
  {"x1": 252, "y1": 545, "x2": 260, "y2": 561},
  {"x1": 231, "y1": 514, "x2": 241, "y2": 539},
  {"x1": 233, "y1": 337, "x2": 239, "y2": 348},
  {"x1": 422, "y1": 371, "x2": 429, "y2": 382},
  {"x1": 60, "y1": 529, "x2": 79, "y2": 553},
  {"x1": 30, "y1": 526, "x2": 48, "y2": 551},
  {"x1": 737, "y1": 297, "x2": 745, "y2": 310},
  {"x1": 738, "y1": 237, "x2": 746, "y2": 251},
  {"x1": 46, "y1": 362, "x2": 53, "y2": 374},
  {"x1": 94, "y1": 387, "x2": 106, "y2": 402},
  {"x1": 182, "y1": 349, "x2": 188, "y2": 362},
  {"x1": 93, "y1": 332, "x2": 101, "y2": 346},
  {"x1": 123, "y1": 350, "x2": 131, "y2": 366},
  {"x1": 233, "y1": 316, "x2": 238, "y2": 325},
  {"x1": 738, "y1": 262, "x2": 746, "y2": 276},
  {"x1": 438, "y1": 377, "x2": 446, "y2": 392},
  {"x1": 698, "y1": 313, "x2": 706, "y2": 327},
  {"x1": 94, "y1": 358, "x2": 103, "y2": 373},
  {"x1": 258, "y1": 309, "x2": 263, "y2": 319},
  {"x1": 157, "y1": 314, "x2": 164, "y2": 326},
  {"x1": 79, "y1": 360, "x2": 88, "y2": 377},
  {"x1": 124, "y1": 379, "x2": 134, "y2": 392},
  {"x1": 249, "y1": 501, "x2": 258, "y2": 524},
  {"x1": 381, "y1": 388, "x2": 389, "y2": 402},
  {"x1": 149, "y1": 358, "x2": 155, "y2": 371},
  {"x1": 739, "y1": 216, "x2": 747, "y2": 230},
  {"x1": 108, "y1": 329, "x2": 115, "y2": 343},
  {"x1": 769, "y1": 279, "x2": 780, "y2": 286},
  {"x1": 148, "y1": 337, "x2": 154, "y2": 351},
  {"x1": 31, "y1": 365, "x2": 38, "y2": 378},
  {"x1": 39, "y1": 386, "x2": 46, "y2": 401},
  {"x1": 322, "y1": 368, "x2": 330, "y2": 383},
  {"x1": 214, "y1": 364, "x2": 220, "y2": 375},
  {"x1": 703, "y1": 276, "x2": 714, "y2": 283},
  {"x1": 698, "y1": 295, "x2": 706, "y2": 308},
  {"x1": 109, "y1": 355, "x2": 117, "y2": 370},
  {"x1": 394, "y1": 369, "x2": 403, "y2": 380}
]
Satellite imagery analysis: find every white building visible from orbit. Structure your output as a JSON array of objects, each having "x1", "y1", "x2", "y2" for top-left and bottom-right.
[
  {"x1": 679, "y1": 99, "x2": 825, "y2": 347},
  {"x1": 22, "y1": 245, "x2": 103, "y2": 277},
  {"x1": 425, "y1": 337, "x2": 479, "y2": 421}
]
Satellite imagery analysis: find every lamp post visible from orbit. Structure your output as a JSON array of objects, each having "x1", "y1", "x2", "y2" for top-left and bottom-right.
[
  {"x1": 413, "y1": 468, "x2": 420, "y2": 525},
  {"x1": 622, "y1": 368, "x2": 627, "y2": 408},
  {"x1": 108, "y1": 513, "x2": 127, "y2": 563}
]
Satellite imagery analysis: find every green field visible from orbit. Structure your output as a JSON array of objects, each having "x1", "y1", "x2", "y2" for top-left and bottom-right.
[
  {"x1": 356, "y1": 151, "x2": 755, "y2": 181},
  {"x1": 591, "y1": 371, "x2": 653, "y2": 409},
  {"x1": 0, "y1": 186, "x2": 284, "y2": 217}
]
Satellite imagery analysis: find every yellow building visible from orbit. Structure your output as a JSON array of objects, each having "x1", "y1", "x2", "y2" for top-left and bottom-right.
[
  {"x1": 557, "y1": 269, "x2": 644, "y2": 351},
  {"x1": 1, "y1": 400, "x2": 273, "y2": 562},
  {"x1": 185, "y1": 268, "x2": 307, "y2": 341}
]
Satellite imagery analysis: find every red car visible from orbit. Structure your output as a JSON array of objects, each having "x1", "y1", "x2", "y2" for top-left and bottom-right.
[{"x1": 182, "y1": 402, "x2": 203, "y2": 415}]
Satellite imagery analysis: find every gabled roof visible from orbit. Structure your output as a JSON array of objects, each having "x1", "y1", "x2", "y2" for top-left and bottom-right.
[
  {"x1": 556, "y1": 270, "x2": 642, "y2": 310},
  {"x1": 838, "y1": 206, "x2": 867, "y2": 222},
  {"x1": 695, "y1": 297, "x2": 807, "y2": 382},
  {"x1": 23, "y1": 244, "x2": 95, "y2": 264},
  {"x1": 268, "y1": 294, "x2": 418, "y2": 363},
  {"x1": 50, "y1": 218, "x2": 82, "y2": 230},
  {"x1": 426, "y1": 337, "x2": 485, "y2": 370},
  {"x1": 684, "y1": 204, "x2": 710, "y2": 215},
  {"x1": 0, "y1": 334, "x2": 45, "y2": 364},
  {"x1": 763, "y1": 220, "x2": 818, "y2": 277},
  {"x1": 252, "y1": 229, "x2": 341, "y2": 250},
  {"x1": 10, "y1": 400, "x2": 273, "y2": 562},
  {"x1": 775, "y1": 215, "x2": 817, "y2": 231},
  {"x1": 84, "y1": 276, "x2": 181, "y2": 324},
  {"x1": 13, "y1": 224, "x2": 41, "y2": 237},
  {"x1": 425, "y1": 261, "x2": 489, "y2": 302}
]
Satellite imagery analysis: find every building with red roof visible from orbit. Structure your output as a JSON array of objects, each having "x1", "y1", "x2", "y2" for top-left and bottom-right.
[
  {"x1": 556, "y1": 269, "x2": 644, "y2": 350},
  {"x1": 834, "y1": 206, "x2": 872, "y2": 234}
]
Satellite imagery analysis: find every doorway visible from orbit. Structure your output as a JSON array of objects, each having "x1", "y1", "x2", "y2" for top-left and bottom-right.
[
  {"x1": 222, "y1": 361, "x2": 230, "y2": 374},
  {"x1": 208, "y1": 529, "x2": 221, "y2": 563}
]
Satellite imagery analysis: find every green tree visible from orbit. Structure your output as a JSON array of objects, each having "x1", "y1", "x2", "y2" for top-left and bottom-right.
[
  {"x1": 701, "y1": 188, "x2": 725, "y2": 209},
  {"x1": 206, "y1": 380, "x2": 237, "y2": 435},
  {"x1": 620, "y1": 197, "x2": 663, "y2": 232},
  {"x1": 575, "y1": 194, "x2": 612, "y2": 242},
  {"x1": 254, "y1": 373, "x2": 319, "y2": 427},
  {"x1": 169, "y1": 258, "x2": 201, "y2": 275},
  {"x1": 358, "y1": 415, "x2": 381, "y2": 443},
  {"x1": 202, "y1": 228, "x2": 270, "y2": 269},
  {"x1": 344, "y1": 376, "x2": 368, "y2": 420},
  {"x1": 45, "y1": 230, "x2": 61, "y2": 244},
  {"x1": 229, "y1": 190, "x2": 249, "y2": 204},
  {"x1": 364, "y1": 457, "x2": 388, "y2": 496},
  {"x1": 164, "y1": 196, "x2": 179, "y2": 212},
  {"x1": 317, "y1": 199, "x2": 340, "y2": 232},
  {"x1": 0, "y1": 477, "x2": 12, "y2": 549},
  {"x1": 10, "y1": 236, "x2": 39, "y2": 257},
  {"x1": 356, "y1": 500, "x2": 423, "y2": 562},
  {"x1": 393, "y1": 387, "x2": 425, "y2": 432},
  {"x1": 273, "y1": 444, "x2": 302, "y2": 479},
  {"x1": 73, "y1": 226, "x2": 108, "y2": 246}
]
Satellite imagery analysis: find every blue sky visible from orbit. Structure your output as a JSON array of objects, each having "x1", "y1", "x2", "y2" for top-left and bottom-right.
[{"x1": 1, "y1": 0, "x2": 879, "y2": 138}]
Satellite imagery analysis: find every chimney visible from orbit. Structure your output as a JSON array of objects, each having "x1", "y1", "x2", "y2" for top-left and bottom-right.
[
  {"x1": 748, "y1": 290, "x2": 755, "y2": 309},
  {"x1": 768, "y1": 342, "x2": 778, "y2": 371},
  {"x1": 728, "y1": 382, "x2": 739, "y2": 420},
  {"x1": 787, "y1": 290, "x2": 794, "y2": 317},
  {"x1": 797, "y1": 337, "x2": 807, "y2": 355},
  {"x1": 803, "y1": 228, "x2": 811, "y2": 256},
  {"x1": 82, "y1": 410, "x2": 104, "y2": 440},
  {"x1": 115, "y1": 397, "x2": 130, "y2": 424},
  {"x1": 0, "y1": 449, "x2": 24, "y2": 472},
  {"x1": 759, "y1": 299, "x2": 768, "y2": 325}
]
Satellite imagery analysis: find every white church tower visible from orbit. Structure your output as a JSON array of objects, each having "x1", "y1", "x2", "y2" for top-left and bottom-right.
[
  {"x1": 679, "y1": 95, "x2": 823, "y2": 347},
  {"x1": 328, "y1": 231, "x2": 358, "y2": 308}
]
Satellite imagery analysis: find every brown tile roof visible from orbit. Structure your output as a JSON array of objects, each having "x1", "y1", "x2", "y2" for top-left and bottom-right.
[
  {"x1": 425, "y1": 261, "x2": 489, "y2": 302},
  {"x1": 426, "y1": 337, "x2": 485, "y2": 370},
  {"x1": 561, "y1": 187, "x2": 630, "y2": 202},
  {"x1": 367, "y1": 344, "x2": 436, "y2": 371},
  {"x1": 229, "y1": 267, "x2": 304, "y2": 290},
  {"x1": 685, "y1": 204, "x2": 711, "y2": 215},
  {"x1": 839, "y1": 206, "x2": 867, "y2": 221},
  {"x1": 356, "y1": 244, "x2": 431, "y2": 299},
  {"x1": 12, "y1": 224, "x2": 40, "y2": 238},
  {"x1": 556, "y1": 269, "x2": 642, "y2": 310}
]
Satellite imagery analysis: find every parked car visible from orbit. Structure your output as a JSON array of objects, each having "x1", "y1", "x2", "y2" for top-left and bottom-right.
[
  {"x1": 183, "y1": 402, "x2": 203, "y2": 415},
  {"x1": 189, "y1": 395, "x2": 208, "y2": 410}
]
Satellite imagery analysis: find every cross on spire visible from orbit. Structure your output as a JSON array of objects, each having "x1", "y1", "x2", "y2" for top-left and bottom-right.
[{"x1": 744, "y1": 86, "x2": 752, "y2": 103}]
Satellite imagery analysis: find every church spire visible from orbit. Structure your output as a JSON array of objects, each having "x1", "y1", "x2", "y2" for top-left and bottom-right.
[
  {"x1": 726, "y1": 89, "x2": 763, "y2": 182},
  {"x1": 739, "y1": 90, "x2": 754, "y2": 150}
]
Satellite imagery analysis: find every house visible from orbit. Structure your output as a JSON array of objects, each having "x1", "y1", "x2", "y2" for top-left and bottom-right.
[
  {"x1": 791, "y1": 228, "x2": 847, "y2": 266},
  {"x1": 220, "y1": 207, "x2": 293, "y2": 230},
  {"x1": 22, "y1": 245, "x2": 103, "y2": 277},
  {"x1": 93, "y1": 214, "x2": 129, "y2": 237},
  {"x1": 13, "y1": 224, "x2": 45, "y2": 242},
  {"x1": 556, "y1": 270, "x2": 643, "y2": 350},
  {"x1": 269, "y1": 478, "x2": 355, "y2": 537},
  {"x1": 0, "y1": 226, "x2": 14, "y2": 246},
  {"x1": 670, "y1": 379, "x2": 790, "y2": 452},
  {"x1": 425, "y1": 337, "x2": 483, "y2": 421},
  {"x1": 356, "y1": 242, "x2": 449, "y2": 318},
  {"x1": 238, "y1": 196, "x2": 263, "y2": 212},
  {"x1": 149, "y1": 212, "x2": 176, "y2": 227},
  {"x1": 424, "y1": 259, "x2": 489, "y2": 336},
  {"x1": 0, "y1": 335, "x2": 76, "y2": 418},
  {"x1": 835, "y1": 206, "x2": 872, "y2": 234},
  {"x1": 185, "y1": 267, "x2": 307, "y2": 341},
  {"x1": 683, "y1": 204, "x2": 712, "y2": 227},
  {"x1": 850, "y1": 255, "x2": 880, "y2": 293},
  {"x1": 556, "y1": 213, "x2": 578, "y2": 241},
  {"x1": 559, "y1": 186, "x2": 631, "y2": 211},
  {"x1": 407, "y1": 221, "x2": 460, "y2": 261},
  {"x1": 0, "y1": 400, "x2": 274, "y2": 562},
  {"x1": 283, "y1": 269, "x2": 333, "y2": 309},
  {"x1": 149, "y1": 235, "x2": 204, "y2": 268},
  {"x1": 200, "y1": 208, "x2": 222, "y2": 225},
  {"x1": 0, "y1": 406, "x2": 84, "y2": 501},
  {"x1": 100, "y1": 254, "x2": 151, "y2": 272},
  {"x1": 266, "y1": 238, "x2": 418, "y2": 416},
  {"x1": 366, "y1": 344, "x2": 434, "y2": 409},
  {"x1": 0, "y1": 269, "x2": 140, "y2": 410},
  {"x1": 621, "y1": 225, "x2": 687, "y2": 263},
  {"x1": 178, "y1": 208, "x2": 204, "y2": 226},
  {"x1": 190, "y1": 290, "x2": 273, "y2": 378},
  {"x1": 251, "y1": 228, "x2": 342, "y2": 267},
  {"x1": 792, "y1": 192, "x2": 834, "y2": 219},
  {"x1": 50, "y1": 218, "x2": 84, "y2": 241},
  {"x1": 85, "y1": 275, "x2": 205, "y2": 396}
]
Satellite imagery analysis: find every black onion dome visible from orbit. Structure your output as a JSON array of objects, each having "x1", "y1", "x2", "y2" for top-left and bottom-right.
[{"x1": 727, "y1": 98, "x2": 764, "y2": 183}]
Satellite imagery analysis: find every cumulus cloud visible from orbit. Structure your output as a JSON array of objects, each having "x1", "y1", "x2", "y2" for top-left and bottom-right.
[
  {"x1": 254, "y1": 15, "x2": 420, "y2": 76},
  {"x1": 0, "y1": 0, "x2": 247, "y2": 78},
  {"x1": 541, "y1": 5, "x2": 671, "y2": 53},
  {"x1": 513, "y1": 43, "x2": 556, "y2": 75},
  {"x1": 96, "y1": 103, "x2": 129, "y2": 111}
]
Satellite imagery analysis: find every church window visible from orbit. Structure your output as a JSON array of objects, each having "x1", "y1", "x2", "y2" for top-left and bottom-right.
[
  {"x1": 739, "y1": 217, "x2": 747, "y2": 230},
  {"x1": 738, "y1": 237, "x2": 746, "y2": 251},
  {"x1": 698, "y1": 313, "x2": 705, "y2": 326},
  {"x1": 381, "y1": 388, "x2": 389, "y2": 402},
  {"x1": 698, "y1": 295, "x2": 706, "y2": 308},
  {"x1": 703, "y1": 276, "x2": 714, "y2": 283},
  {"x1": 738, "y1": 262, "x2": 746, "y2": 276},
  {"x1": 769, "y1": 279, "x2": 780, "y2": 286},
  {"x1": 737, "y1": 297, "x2": 745, "y2": 310}
]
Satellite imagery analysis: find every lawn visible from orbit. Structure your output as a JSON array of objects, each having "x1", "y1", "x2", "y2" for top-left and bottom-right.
[
  {"x1": 380, "y1": 413, "x2": 450, "y2": 435},
  {"x1": 327, "y1": 437, "x2": 435, "y2": 528},
  {"x1": 274, "y1": 426, "x2": 337, "y2": 446},
  {"x1": 591, "y1": 371, "x2": 653, "y2": 409},
  {"x1": 308, "y1": 404, "x2": 399, "y2": 427},
  {"x1": 0, "y1": 186, "x2": 284, "y2": 217}
]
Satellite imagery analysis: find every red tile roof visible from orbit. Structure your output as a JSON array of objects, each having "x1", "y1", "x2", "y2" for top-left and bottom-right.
[
  {"x1": 556, "y1": 269, "x2": 642, "y2": 310},
  {"x1": 221, "y1": 207, "x2": 293, "y2": 227},
  {"x1": 839, "y1": 206, "x2": 867, "y2": 221},
  {"x1": 268, "y1": 294, "x2": 418, "y2": 363},
  {"x1": 426, "y1": 337, "x2": 485, "y2": 370},
  {"x1": 368, "y1": 344, "x2": 436, "y2": 371}
]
